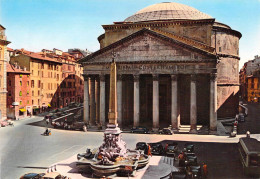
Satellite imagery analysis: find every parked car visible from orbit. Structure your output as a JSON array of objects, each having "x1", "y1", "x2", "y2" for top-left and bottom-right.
[
  {"x1": 165, "y1": 142, "x2": 178, "y2": 157},
  {"x1": 52, "y1": 121, "x2": 64, "y2": 129},
  {"x1": 1, "y1": 121, "x2": 9, "y2": 127},
  {"x1": 135, "y1": 142, "x2": 148, "y2": 151},
  {"x1": 184, "y1": 143, "x2": 194, "y2": 153},
  {"x1": 159, "y1": 128, "x2": 173, "y2": 135},
  {"x1": 20, "y1": 173, "x2": 45, "y2": 179},
  {"x1": 66, "y1": 121, "x2": 86, "y2": 131},
  {"x1": 149, "y1": 143, "x2": 164, "y2": 155},
  {"x1": 185, "y1": 153, "x2": 198, "y2": 166},
  {"x1": 186, "y1": 165, "x2": 201, "y2": 179},
  {"x1": 130, "y1": 126, "x2": 149, "y2": 134},
  {"x1": 238, "y1": 113, "x2": 245, "y2": 122}
]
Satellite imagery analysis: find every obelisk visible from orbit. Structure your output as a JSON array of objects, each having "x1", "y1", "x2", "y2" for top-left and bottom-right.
[{"x1": 105, "y1": 58, "x2": 121, "y2": 134}]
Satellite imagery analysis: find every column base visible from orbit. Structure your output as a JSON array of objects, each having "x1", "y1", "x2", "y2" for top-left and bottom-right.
[
  {"x1": 189, "y1": 129, "x2": 198, "y2": 134},
  {"x1": 172, "y1": 128, "x2": 179, "y2": 133},
  {"x1": 209, "y1": 130, "x2": 217, "y2": 135},
  {"x1": 152, "y1": 128, "x2": 159, "y2": 132}
]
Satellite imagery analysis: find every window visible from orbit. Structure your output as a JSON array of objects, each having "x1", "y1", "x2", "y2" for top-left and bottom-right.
[
  {"x1": 20, "y1": 101, "x2": 22, "y2": 105},
  {"x1": 31, "y1": 80, "x2": 34, "y2": 88},
  {"x1": 32, "y1": 100, "x2": 34, "y2": 105},
  {"x1": 38, "y1": 90, "x2": 40, "y2": 96},
  {"x1": 27, "y1": 100, "x2": 29, "y2": 104},
  {"x1": 38, "y1": 99, "x2": 40, "y2": 105},
  {"x1": 19, "y1": 91, "x2": 22, "y2": 96},
  {"x1": 38, "y1": 80, "x2": 41, "y2": 88},
  {"x1": 219, "y1": 47, "x2": 222, "y2": 52},
  {"x1": 27, "y1": 91, "x2": 29, "y2": 95},
  {"x1": 251, "y1": 81, "x2": 254, "y2": 89},
  {"x1": 57, "y1": 74, "x2": 59, "y2": 81},
  {"x1": 42, "y1": 71, "x2": 44, "y2": 77},
  {"x1": 27, "y1": 81, "x2": 29, "y2": 86},
  {"x1": 32, "y1": 70, "x2": 34, "y2": 75},
  {"x1": 20, "y1": 81, "x2": 22, "y2": 86},
  {"x1": 32, "y1": 91, "x2": 34, "y2": 96},
  {"x1": 20, "y1": 74, "x2": 23, "y2": 78},
  {"x1": 9, "y1": 80, "x2": 11, "y2": 86},
  {"x1": 41, "y1": 63, "x2": 44, "y2": 69}
]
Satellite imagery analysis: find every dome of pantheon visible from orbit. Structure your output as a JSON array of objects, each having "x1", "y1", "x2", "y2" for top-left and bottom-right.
[{"x1": 124, "y1": 2, "x2": 213, "y2": 23}]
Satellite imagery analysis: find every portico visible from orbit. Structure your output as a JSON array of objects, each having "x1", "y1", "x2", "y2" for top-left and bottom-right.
[{"x1": 82, "y1": 61, "x2": 218, "y2": 133}]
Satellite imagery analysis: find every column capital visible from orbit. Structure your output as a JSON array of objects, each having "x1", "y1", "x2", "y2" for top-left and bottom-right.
[
  {"x1": 83, "y1": 75, "x2": 89, "y2": 81},
  {"x1": 171, "y1": 74, "x2": 178, "y2": 81},
  {"x1": 133, "y1": 74, "x2": 139, "y2": 82},
  {"x1": 152, "y1": 74, "x2": 159, "y2": 81},
  {"x1": 100, "y1": 74, "x2": 106, "y2": 82},
  {"x1": 210, "y1": 73, "x2": 217, "y2": 81},
  {"x1": 90, "y1": 75, "x2": 96, "y2": 81},
  {"x1": 117, "y1": 74, "x2": 123, "y2": 81},
  {"x1": 190, "y1": 74, "x2": 196, "y2": 82}
]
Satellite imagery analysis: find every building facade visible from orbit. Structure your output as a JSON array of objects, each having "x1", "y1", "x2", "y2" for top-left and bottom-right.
[
  {"x1": 79, "y1": 2, "x2": 241, "y2": 133},
  {"x1": 10, "y1": 48, "x2": 84, "y2": 114},
  {"x1": 7, "y1": 63, "x2": 31, "y2": 119},
  {"x1": 0, "y1": 25, "x2": 11, "y2": 121},
  {"x1": 239, "y1": 55, "x2": 260, "y2": 102}
]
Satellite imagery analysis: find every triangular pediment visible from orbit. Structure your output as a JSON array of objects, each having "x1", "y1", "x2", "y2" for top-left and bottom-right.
[{"x1": 79, "y1": 28, "x2": 216, "y2": 64}]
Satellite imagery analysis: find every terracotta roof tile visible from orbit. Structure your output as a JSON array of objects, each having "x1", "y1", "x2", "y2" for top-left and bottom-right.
[{"x1": 7, "y1": 63, "x2": 30, "y2": 74}]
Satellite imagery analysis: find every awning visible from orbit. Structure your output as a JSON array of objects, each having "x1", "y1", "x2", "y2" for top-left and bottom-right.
[
  {"x1": 19, "y1": 108, "x2": 26, "y2": 112},
  {"x1": 48, "y1": 104, "x2": 51, "y2": 107}
]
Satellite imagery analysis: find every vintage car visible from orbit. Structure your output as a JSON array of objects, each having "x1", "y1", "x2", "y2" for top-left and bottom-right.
[
  {"x1": 135, "y1": 142, "x2": 148, "y2": 151},
  {"x1": 149, "y1": 143, "x2": 164, "y2": 155},
  {"x1": 65, "y1": 121, "x2": 86, "y2": 131},
  {"x1": 20, "y1": 173, "x2": 45, "y2": 179},
  {"x1": 1, "y1": 121, "x2": 9, "y2": 127},
  {"x1": 165, "y1": 142, "x2": 178, "y2": 157},
  {"x1": 52, "y1": 121, "x2": 64, "y2": 129},
  {"x1": 158, "y1": 128, "x2": 173, "y2": 135},
  {"x1": 186, "y1": 165, "x2": 202, "y2": 179},
  {"x1": 185, "y1": 153, "x2": 198, "y2": 166},
  {"x1": 184, "y1": 143, "x2": 195, "y2": 153},
  {"x1": 130, "y1": 126, "x2": 149, "y2": 134},
  {"x1": 238, "y1": 113, "x2": 245, "y2": 122}
]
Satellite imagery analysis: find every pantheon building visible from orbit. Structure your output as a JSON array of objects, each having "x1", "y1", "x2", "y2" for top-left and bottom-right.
[{"x1": 79, "y1": 2, "x2": 241, "y2": 133}]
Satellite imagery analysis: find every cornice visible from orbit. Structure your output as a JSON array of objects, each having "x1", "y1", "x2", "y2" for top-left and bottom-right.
[
  {"x1": 102, "y1": 19, "x2": 215, "y2": 30},
  {"x1": 217, "y1": 53, "x2": 240, "y2": 60},
  {"x1": 82, "y1": 59, "x2": 216, "y2": 65},
  {"x1": 213, "y1": 26, "x2": 242, "y2": 39}
]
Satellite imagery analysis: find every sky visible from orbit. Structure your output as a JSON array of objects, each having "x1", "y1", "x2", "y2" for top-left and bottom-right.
[{"x1": 0, "y1": 0, "x2": 260, "y2": 69}]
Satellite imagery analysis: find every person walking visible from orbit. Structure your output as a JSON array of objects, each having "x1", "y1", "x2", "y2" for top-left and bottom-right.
[
  {"x1": 202, "y1": 162, "x2": 208, "y2": 178},
  {"x1": 178, "y1": 151, "x2": 185, "y2": 167}
]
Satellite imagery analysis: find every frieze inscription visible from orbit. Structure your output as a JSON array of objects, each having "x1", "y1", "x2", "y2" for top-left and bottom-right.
[
  {"x1": 84, "y1": 63, "x2": 216, "y2": 74},
  {"x1": 105, "y1": 64, "x2": 186, "y2": 72}
]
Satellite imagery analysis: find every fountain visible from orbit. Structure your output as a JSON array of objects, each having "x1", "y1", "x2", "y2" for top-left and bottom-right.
[{"x1": 76, "y1": 55, "x2": 150, "y2": 177}]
